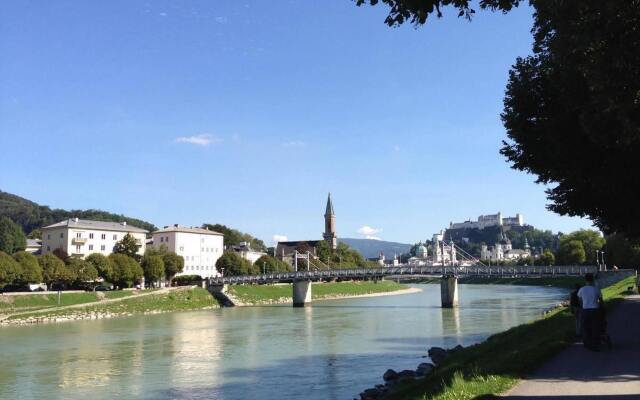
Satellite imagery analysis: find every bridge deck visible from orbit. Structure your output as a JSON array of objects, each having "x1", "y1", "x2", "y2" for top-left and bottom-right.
[{"x1": 208, "y1": 265, "x2": 597, "y2": 285}]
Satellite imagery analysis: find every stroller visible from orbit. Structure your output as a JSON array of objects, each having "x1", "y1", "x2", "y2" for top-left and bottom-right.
[{"x1": 598, "y1": 306, "x2": 613, "y2": 350}]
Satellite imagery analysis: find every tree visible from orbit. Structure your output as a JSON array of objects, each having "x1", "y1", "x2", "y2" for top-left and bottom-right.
[
  {"x1": 39, "y1": 253, "x2": 74, "y2": 286},
  {"x1": 162, "y1": 252, "x2": 184, "y2": 283},
  {"x1": 113, "y1": 233, "x2": 141, "y2": 259},
  {"x1": 86, "y1": 253, "x2": 112, "y2": 281},
  {"x1": 558, "y1": 230, "x2": 605, "y2": 264},
  {"x1": 0, "y1": 251, "x2": 21, "y2": 288},
  {"x1": 215, "y1": 252, "x2": 251, "y2": 276},
  {"x1": 254, "y1": 255, "x2": 291, "y2": 273},
  {"x1": 603, "y1": 234, "x2": 640, "y2": 269},
  {"x1": 556, "y1": 240, "x2": 586, "y2": 265},
  {"x1": 27, "y1": 229, "x2": 42, "y2": 240},
  {"x1": 52, "y1": 247, "x2": 70, "y2": 262},
  {"x1": 67, "y1": 258, "x2": 98, "y2": 285},
  {"x1": 142, "y1": 255, "x2": 165, "y2": 284},
  {"x1": 0, "y1": 217, "x2": 26, "y2": 254},
  {"x1": 108, "y1": 253, "x2": 143, "y2": 288},
  {"x1": 13, "y1": 251, "x2": 43, "y2": 284},
  {"x1": 316, "y1": 241, "x2": 366, "y2": 268},
  {"x1": 201, "y1": 223, "x2": 267, "y2": 252},
  {"x1": 537, "y1": 250, "x2": 556, "y2": 266},
  {"x1": 500, "y1": 2, "x2": 640, "y2": 238},
  {"x1": 354, "y1": 2, "x2": 640, "y2": 239}
]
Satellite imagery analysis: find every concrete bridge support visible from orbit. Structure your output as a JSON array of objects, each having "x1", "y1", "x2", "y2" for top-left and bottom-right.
[
  {"x1": 440, "y1": 275, "x2": 459, "y2": 308},
  {"x1": 293, "y1": 280, "x2": 312, "y2": 307}
]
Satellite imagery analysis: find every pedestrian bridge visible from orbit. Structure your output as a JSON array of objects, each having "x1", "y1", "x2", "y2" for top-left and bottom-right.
[{"x1": 207, "y1": 265, "x2": 597, "y2": 308}]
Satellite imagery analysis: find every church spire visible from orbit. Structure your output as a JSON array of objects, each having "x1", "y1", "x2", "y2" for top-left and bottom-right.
[
  {"x1": 323, "y1": 192, "x2": 337, "y2": 250},
  {"x1": 325, "y1": 192, "x2": 334, "y2": 216}
]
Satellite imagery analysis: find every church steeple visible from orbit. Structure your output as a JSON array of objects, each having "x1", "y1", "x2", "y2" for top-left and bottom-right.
[
  {"x1": 323, "y1": 193, "x2": 337, "y2": 250},
  {"x1": 325, "y1": 192, "x2": 335, "y2": 216}
]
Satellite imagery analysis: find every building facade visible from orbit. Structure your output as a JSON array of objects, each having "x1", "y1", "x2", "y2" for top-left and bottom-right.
[
  {"x1": 230, "y1": 242, "x2": 267, "y2": 265},
  {"x1": 480, "y1": 237, "x2": 531, "y2": 262},
  {"x1": 151, "y1": 225, "x2": 224, "y2": 279},
  {"x1": 41, "y1": 218, "x2": 147, "y2": 259}
]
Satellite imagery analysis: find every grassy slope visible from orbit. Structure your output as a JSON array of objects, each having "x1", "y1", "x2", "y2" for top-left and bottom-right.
[
  {"x1": 228, "y1": 281, "x2": 408, "y2": 304},
  {"x1": 6, "y1": 288, "x2": 216, "y2": 320},
  {"x1": 0, "y1": 291, "x2": 136, "y2": 312},
  {"x1": 384, "y1": 276, "x2": 637, "y2": 400}
]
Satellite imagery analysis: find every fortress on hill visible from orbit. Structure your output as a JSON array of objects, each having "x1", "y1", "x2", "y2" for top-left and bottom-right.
[{"x1": 449, "y1": 212, "x2": 524, "y2": 231}]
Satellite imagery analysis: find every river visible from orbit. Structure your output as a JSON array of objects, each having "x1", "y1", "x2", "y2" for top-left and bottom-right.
[{"x1": 0, "y1": 283, "x2": 568, "y2": 400}]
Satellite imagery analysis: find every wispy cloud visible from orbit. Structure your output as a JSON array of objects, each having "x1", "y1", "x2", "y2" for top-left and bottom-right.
[
  {"x1": 393, "y1": 145, "x2": 401, "y2": 152},
  {"x1": 273, "y1": 234, "x2": 288, "y2": 244},
  {"x1": 175, "y1": 134, "x2": 221, "y2": 147},
  {"x1": 282, "y1": 140, "x2": 306, "y2": 148},
  {"x1": 358, "y1": 226, "x2": 383, "y2": 239}
]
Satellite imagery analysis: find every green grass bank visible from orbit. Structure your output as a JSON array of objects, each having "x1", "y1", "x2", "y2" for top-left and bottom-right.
[
  {"x1": 4, "y1": 288, "x2": 217, "y2": 323},
  {"x1": 0, "y1": 290, "x2": 137, "y2": 313},
  {"x1": 383, "y1": 276, "x2": 637, "y2": 400},
  {"x1": 227, "y1": 280, "x2": 409, "y2": 305}
]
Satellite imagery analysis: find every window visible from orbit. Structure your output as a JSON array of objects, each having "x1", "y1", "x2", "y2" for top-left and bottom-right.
[
  {"x1": 76, "y1": 232, "x2": 82, "y2": 238},
  {"x1": 89, "y1": 233, "x2": 94, "y2": 239},
  {"x1": 47, "y1": 234, "x2": 51, "y2": 240},
  {"x1": 101, "y1": 245, "x2": 106, "y2": 251},
  {"x1": 165, "y1": 236, "x2": 169, "y2": 242},
  {"x1": 76, "y1": 245, "x2": 81, "y2": 253},
  {"x1": 47, "y1": 246, "x2": 51, "y2": 251},
  {"x1": 89, "y1": 244, "x2": 94, "y2": 251},
  {"x1": 113, "y1": 234, "x2": 117, "y2": 240},
  {"x1": 60, "y1": 233, "x2": 64, "y2": 238},
  {"x1": 160, "y1": 237, "x2": 164, "y2": 243},
  {"x1": 179, "y1": 246, "x2": 184, "y2": 252}
]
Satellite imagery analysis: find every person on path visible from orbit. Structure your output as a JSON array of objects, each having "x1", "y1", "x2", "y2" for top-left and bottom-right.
[
  {"x1": 569, "y1": 283, "x2": 582, "y2": 336},
  {"x1": 577, "y1": 273, "x2": 603, "y2": 351}
]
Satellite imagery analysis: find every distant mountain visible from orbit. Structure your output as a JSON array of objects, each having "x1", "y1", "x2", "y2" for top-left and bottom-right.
[
  {"x1": 0, "y1": 190, "x2": 157, "y2": 235},
  {"x1": 339, "y1": 238, "x2": 412, "y2": 259}
]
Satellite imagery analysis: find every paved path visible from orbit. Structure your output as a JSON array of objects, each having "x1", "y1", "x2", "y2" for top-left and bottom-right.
[{"x1": 503, "y1": 295, "x2": 640, "y2": 399}]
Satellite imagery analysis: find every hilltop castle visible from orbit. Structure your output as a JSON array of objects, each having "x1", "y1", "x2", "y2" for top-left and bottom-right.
[{"x1": 449, "y1": 212, "x2": 524, "y2": 230}]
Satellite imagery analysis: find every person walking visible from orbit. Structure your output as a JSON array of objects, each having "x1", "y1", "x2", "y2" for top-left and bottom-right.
[{"x1": 578, "y1": 273, "x2": 603, "y2": 351}]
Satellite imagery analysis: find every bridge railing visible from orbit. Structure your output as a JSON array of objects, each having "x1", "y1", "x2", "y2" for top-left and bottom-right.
[{"x1": 207, "y1": 265, "x2": 598, "y2": 285}]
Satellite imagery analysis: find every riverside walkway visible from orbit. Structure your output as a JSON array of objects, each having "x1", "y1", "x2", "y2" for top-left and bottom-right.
[{"x1": 504, "y1": 294, "x2": 640, "y2": 399}]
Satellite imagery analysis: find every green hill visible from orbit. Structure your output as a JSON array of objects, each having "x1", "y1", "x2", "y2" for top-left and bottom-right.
[{"x1": 0, "y1": 190, "x2": 157, "y2": 236}]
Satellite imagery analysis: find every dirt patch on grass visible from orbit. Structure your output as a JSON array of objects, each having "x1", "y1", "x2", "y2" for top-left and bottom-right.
[{"x1": 0, "y1": 296, "x2": 14, "y2": 305}]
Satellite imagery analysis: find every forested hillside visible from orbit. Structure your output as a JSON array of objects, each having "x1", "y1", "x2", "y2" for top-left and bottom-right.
[{"x1": 0, "y1": 190, "x2": 157, "y2": 236}]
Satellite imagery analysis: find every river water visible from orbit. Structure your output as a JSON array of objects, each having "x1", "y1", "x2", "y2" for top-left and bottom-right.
[{"x1": 0, "y1": 283, "x2": 568, "y2": 400}]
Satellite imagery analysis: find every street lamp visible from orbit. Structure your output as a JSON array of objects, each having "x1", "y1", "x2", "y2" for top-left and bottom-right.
[
  {"x1": 262, "y1": 261, "x2": 266, "y2": 275},
  {"x1": 601, "y1": 251, "x2": 606, "y2": 271},
  {"x1": 596, "y1": 250, "x2": 601, "y2": 271}
]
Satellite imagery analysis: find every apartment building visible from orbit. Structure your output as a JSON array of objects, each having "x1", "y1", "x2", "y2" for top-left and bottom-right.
[
  {"x1": 41, "y1": 218, "x2": 148, "y2": 258},
  {"x1": 151, "y1": 225, "x2": 224, "y2": 278}
]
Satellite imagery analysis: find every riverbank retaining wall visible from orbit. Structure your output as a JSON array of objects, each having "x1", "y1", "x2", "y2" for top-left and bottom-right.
[{"x1": 596, "y1": 269, "x2": 637, "y2": 288}]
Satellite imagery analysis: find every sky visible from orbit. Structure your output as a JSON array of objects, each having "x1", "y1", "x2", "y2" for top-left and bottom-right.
[{"x1": 0, "y1": 1, "x2": 594, "y2": 245}]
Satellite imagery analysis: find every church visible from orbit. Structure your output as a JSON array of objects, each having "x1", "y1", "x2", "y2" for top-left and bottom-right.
[{"x1": 275, "y1": 193, "x2": 337, "y2": 265}]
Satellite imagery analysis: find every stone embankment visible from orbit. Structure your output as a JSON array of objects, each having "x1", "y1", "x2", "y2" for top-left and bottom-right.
[{"x1": 357, "y1": 345, "x2": 464, "y2": 400}]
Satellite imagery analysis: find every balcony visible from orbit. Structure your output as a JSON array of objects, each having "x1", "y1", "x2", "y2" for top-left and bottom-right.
[{"x1": 72, "y1": 237, "x2": 87, "y2": 244}]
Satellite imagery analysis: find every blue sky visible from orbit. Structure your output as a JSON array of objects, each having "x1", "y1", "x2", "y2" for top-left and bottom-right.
[{"x1": 0, "y1": 1, "x2": 594, "y2": 244}]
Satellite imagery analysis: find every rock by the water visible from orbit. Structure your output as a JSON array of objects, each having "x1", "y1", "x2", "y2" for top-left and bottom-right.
[
  {"x1": 450, "y1": 344, "x2": 464, "y2": 353},
  {"x1": 360, "y1": 387, "x2": 383, "y2": 400},
  {"x1": 428, "y1": 346, "x2": 448, "y2": 365},
  {"x1": 416, "y1": 362, "x2": 434, "y2": 376},
  {"x1": 397, "y1": 369, "x2": 417, "y2": 382},
  {"x1": 383, "y1": 369, "x2": 398, "y2": 382}
]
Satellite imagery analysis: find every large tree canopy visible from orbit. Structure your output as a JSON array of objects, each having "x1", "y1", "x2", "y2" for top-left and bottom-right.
[
  {"x1": 500, "y1": 1, "x2": 640, "y2": 238},
  {"x1": 355, "y1": 1, "x2": 640, "y2": 238}
]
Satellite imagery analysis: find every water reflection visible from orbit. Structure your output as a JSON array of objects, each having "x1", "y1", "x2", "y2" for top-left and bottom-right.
[{"x1": 0, "y1": 284, "x2": 567, "y2": 400}]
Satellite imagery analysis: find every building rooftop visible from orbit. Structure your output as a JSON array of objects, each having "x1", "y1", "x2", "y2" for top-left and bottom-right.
[
  {"x1": 42, "y1": 218, "x2": 149, "y2": 233},
  {"x1": 153, "y1": 224, "x2": 223, "y2": 236},
  {"x1": 26, "y1": 239, "x2": 42, "y2": 247}
]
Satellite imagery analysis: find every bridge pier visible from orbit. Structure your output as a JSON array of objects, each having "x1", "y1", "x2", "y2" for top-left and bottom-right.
[
  {"x1": 440, "y1": 275, "x2": 458, "y2": 308},
  {"x1": 293, "y1": 280, "x2": 312, "y2": 307}
]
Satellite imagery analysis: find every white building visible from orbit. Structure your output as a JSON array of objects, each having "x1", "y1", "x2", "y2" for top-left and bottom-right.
[
  {"x1": 41, "y1": 218, "x2": 148, "y2": 259},
  {"x1": 481, "y1": 237, "x2": 531, "y2": 262},
  {"x1": 230, "y1": 242, "x2": 267, "y2": 265},
  {"x1": 25, "y1": 239, "x2": 42, "y2": 254},
  {"x1": 151, "y1": 225, "x2": 224, "y2": 278},
  {"x1": 449, "y1": 212, "x2": 524, "y2": 230}
]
